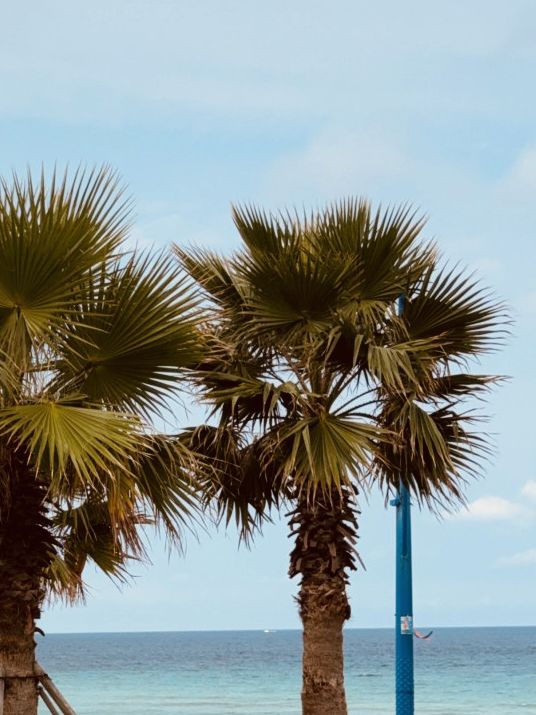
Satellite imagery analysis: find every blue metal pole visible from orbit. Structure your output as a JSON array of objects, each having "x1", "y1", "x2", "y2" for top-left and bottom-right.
[
  {"x1": 392, "y1": 484, "x2": 414, "y2": 714},
  {"x1": 391, "y1": 292, "x2": 414, "y2": 715}
]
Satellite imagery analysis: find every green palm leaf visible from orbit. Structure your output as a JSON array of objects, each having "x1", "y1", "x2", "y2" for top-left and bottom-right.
[
  {"x1": 403, "y1": 263, "x2": 508, "y2": 363},
  {"x1": 133, "y1": 433, "x2": 201, "y2": 541},
  {"x1": 0, "y1": 167, "x2": 130, "y2": 363},
  {"x1": 0, "y1": 400, "x2": 141, "y2": 493},
  {"x1": 278, "y1": 415, "x2": 379, "y2": 492},
  {"x1": 173, "y1": 245, "x2": 245, "y2": 309},
  {"x1": 52, "y1": 253, "x2": 202, "y2": 414},
  {"x1": 180, "y1": 424, "x2": 286, "y2": 539}
]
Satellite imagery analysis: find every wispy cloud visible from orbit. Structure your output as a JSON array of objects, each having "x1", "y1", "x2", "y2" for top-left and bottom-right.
[
  {"x1": 496, "y1": 548, "x2": 536, "y2": 567},
  {"x1": 451, "y1": 483, "x2": 536, "y2": 522},
  {"x1": 452, "y1": 496, "x2": 533, "y2": 522}
]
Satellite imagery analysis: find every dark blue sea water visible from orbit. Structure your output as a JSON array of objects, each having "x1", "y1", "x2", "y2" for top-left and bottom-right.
[{"x1": 37, "y1": 628, "x2": 535, "y2": 714}]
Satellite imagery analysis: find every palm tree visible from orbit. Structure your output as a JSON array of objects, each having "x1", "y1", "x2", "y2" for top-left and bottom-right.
[
  {"x1": 0, "y1": 168, "x2": 202, "y2": 715},
  {"x1": 176, "y1": 200, "x2": 504, "y2": 715}
]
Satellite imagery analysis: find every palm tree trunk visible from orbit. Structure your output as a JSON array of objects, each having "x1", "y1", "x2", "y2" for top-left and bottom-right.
[
  {"x1": 289, "y1": 485, "x2": 359, "y2": 715},
  {"x1": 0, "y1": 605, "x2": 38, "y2": 715},
  {"x1": 299, "y1": 572, "x2": 349, "y2": 715},
  {"x1": 0, "y1": 468, "x2": 54, "y2": 715}
]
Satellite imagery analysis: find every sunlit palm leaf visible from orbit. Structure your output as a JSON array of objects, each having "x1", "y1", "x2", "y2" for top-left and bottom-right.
[
  {"x1": 277, "y1": 415, "x2": 379, "y2": 493},
  {"x1": 0, "y1": 401, "x2": 141, "y2": 493}
]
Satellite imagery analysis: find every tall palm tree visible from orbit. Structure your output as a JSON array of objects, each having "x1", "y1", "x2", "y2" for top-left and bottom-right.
[
  {"x1": 0, "y1": 168, "x2": 202, "y2": 715},
  {"x1": 176, "y1": 200, "x2": 504, "y2": 715}
]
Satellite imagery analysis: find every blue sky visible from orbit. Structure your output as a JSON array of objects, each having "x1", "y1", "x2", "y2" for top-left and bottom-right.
[{"x1": 2, "y1": 0, "x2": 535, "y2": 632}]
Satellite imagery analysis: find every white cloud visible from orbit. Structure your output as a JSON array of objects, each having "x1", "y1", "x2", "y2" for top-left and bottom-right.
[
  {"x1": 521, "y1": 480, "x2": 536, "y2": 502},
  {"x1": 496, "y1": 548, "x2": 536, "y2": 567},
  {"x1": 450, "y1": 483, "x2": 536, "y2": 524},
  {"x1": 452, "y1": 496, "x2": 533, "y2": 522}
]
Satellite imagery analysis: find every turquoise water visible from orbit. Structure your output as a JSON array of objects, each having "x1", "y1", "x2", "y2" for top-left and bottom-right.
[{"x1": 37, "y1": 628, "x2": 535, "y2": 714}]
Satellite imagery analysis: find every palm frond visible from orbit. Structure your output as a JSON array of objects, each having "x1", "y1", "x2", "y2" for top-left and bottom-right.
[
  {"x1": 0, "y1": 400, "x2": 142, "y2": 494},
  {"x1": 52, "y1": 252, "x2": 203, "y2": 415},
  {"x1": 403, "y1": 263, "x2": 509, "y2": 364},
  {"x1": 47, "y1": 498, "x2": 142, "y2": 603},
  {"x1": 180, "y1": 424, "x2": 286, "y2": 541},
  {"x1": 276, "y1": 414, "x2": 378, "y2": 494},
  {"x1": 173, "y1": 245, "x2": 245, "y2": 309},
  {"x1": 0, "y1": 167, "x2": 130, "y2": 363},
  {"x1": 373, "y1": 385, "x2": 493, "y2": 509},
  {"x1": 133, "y1": 433, "x2": 202, "y2": 546}
]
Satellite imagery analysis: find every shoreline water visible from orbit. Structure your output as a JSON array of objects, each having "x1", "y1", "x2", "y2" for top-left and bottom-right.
[{"x1": 37, "y1": 626, "x2": 536, "y2": 715}]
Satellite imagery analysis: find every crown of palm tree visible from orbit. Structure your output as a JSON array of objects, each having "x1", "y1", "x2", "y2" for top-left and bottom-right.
[
  {"x1": 0, "y1": 167, "x2": 203, "y2": 601},
  {"x1": 176, "y1": 198, "x2": 506, "y2": 527}
]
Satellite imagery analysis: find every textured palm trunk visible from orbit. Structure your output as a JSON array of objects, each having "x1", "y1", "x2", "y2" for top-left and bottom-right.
[
  {"x1": 0, "y1": 605, "x2": 38, "y2": 715},
  {"x1": 289, "y1": 485, "x2": 358, "y2": 715},
  {"x1": 0, "y1": 468, "x2": 53, "y2": 715}
]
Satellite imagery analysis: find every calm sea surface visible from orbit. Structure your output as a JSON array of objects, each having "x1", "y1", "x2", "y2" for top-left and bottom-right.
[{"x1": 37, "y1": 627, "x2": 535, "y2": 714}]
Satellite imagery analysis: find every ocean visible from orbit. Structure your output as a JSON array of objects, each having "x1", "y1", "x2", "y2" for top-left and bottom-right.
[{"x1": 36, "y1": 627, "x2": 535, "y2": 714}]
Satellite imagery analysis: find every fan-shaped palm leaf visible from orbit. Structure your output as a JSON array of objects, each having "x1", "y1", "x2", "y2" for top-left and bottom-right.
[
  {"x1": 51, "y1": 253, "x2": 202, "y2": 415},
  {"x1": 0, "y1": 400, "x2": 141, "y2": 493},
  {"x1": 0, "y1": 167, "x2": 130, "y2": 364}
]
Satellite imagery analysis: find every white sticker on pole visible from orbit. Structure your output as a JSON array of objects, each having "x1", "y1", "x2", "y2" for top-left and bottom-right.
[{"x1": 400, "y1": 616, "x2": 413, "y2": 635}]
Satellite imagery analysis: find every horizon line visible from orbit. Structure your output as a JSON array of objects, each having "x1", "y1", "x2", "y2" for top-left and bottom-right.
[{"x1": 42, "y1": 624, "x2": 536, "y2": 636}]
